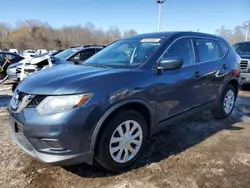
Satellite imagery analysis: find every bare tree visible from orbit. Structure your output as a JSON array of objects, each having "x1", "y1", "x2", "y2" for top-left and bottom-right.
[
  {"x1": 122, "y1": 29, "x2": 138, "y2": 38},
  {"x1": 0, "y1": 20, "x2": 138, "y2": 52},
  {"x1": 215, "y1": 20, "x2": 250, "y2": 44}
]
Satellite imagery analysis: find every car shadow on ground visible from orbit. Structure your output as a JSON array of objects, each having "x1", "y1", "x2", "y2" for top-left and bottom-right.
[
  {"x1": 64, "y1": 95, "x2": 250, "y2": 178},
  {"x1": 0, "y1": 94, "x2": 12, "y2": 107}
]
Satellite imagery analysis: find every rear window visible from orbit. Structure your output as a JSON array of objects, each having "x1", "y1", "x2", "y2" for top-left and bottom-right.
[{"x1": 216, "y1": 41, "x2": 228, "y2": 58}]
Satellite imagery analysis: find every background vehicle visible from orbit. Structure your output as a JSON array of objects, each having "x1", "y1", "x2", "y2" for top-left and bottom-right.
[
  {"x1": 36, "y1": 49, "x2": 48, "y2": 56},
  {"x1": 8, "y1": 32, "x2": 239, "y2": 172},
  {"x1": 22, "y1": 50, "x2": 36, "y2": 58},
  {"x1": 8, "y1": 49, "x2": 19, "y2": 54},
  {"x1": 53, "y1": 45, "x2": 105, "y2": 64},
  {"x1": 0, "y1": 52, "x2": 24, "y2": 79},
  {"x1": 233, "y1": 41, "x2": 250, "y2": 85},
  {"x1": 6, "y1": 46, "x2": 104, "y2": 91}
]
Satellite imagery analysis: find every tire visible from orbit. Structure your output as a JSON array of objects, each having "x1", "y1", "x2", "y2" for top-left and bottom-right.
[
  {"x1": 95, "y1": 110, "x2": 148, "y2": 172},
  {"x1": 212, "y1": 84, "x2": 236, "y2": 119}
]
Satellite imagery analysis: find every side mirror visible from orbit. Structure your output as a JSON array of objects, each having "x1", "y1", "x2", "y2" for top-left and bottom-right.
[{"x1": 157, "y1": 57, "x2": 183, "y2": 70}]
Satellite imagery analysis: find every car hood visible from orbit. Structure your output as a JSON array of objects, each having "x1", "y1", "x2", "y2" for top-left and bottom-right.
[
  {"x1": 239, "y1": 54, "x2": 250, "y2": 60},
  {"x1": 17, "y1": 64, "x2": 129, "y2": 95}
]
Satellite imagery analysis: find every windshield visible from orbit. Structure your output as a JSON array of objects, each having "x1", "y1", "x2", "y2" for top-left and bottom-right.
[
  {"x1": 84, "y1": 38, "x2": 163, "y2": 67},
  {"x1": 234, "y1": 43, "x2": 250, "y2": 55},
  {"x1": 54, "y1": 48, "x2": 80, "y2": 59}
]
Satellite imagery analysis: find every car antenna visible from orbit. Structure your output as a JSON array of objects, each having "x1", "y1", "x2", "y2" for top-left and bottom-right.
[{"x1": 197, "y1": 28, "x2": 200, "y2": 32}]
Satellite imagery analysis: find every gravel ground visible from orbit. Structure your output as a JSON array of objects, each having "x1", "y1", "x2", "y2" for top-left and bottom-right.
[{"x1": 0, "y1": 86, "x2": 250, "y2": 188}]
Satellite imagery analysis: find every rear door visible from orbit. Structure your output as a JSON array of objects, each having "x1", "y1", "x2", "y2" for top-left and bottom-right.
[{"x1": 193, "y1": 38, "x2": 229, "y2": 103}]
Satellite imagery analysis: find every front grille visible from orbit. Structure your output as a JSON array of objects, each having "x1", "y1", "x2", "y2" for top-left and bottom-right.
[
  {"x1": 240, "y1": 60, "x2": 249, "y2": 70},
  {"x1": 16, "y1": 68, "x2": 35, "y2": 73}
]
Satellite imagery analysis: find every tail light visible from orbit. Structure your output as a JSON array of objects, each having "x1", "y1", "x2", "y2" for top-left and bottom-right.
[{"x1": 233, "y1": 69, "x2": 240, "y2": 76}]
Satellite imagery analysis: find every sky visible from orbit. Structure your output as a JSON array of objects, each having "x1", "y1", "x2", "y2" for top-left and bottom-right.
[{"x1": 1, "y1": 0, "x2": 249, "y2": 34}]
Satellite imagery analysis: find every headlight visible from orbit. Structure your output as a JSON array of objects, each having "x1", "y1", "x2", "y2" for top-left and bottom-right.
[{"x1": 36, "y1": 93, "x2": 92, "y2": 115}]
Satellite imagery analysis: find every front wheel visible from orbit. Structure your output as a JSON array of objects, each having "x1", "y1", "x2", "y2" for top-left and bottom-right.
[
  {"x1": 95, "y1": 110, "x2": 148, "y2": 172},
  {"x1": 212, "y1": 84, "x2": 237, "y2": 119}
]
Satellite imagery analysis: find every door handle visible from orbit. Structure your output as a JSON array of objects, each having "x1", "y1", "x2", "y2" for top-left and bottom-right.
[
  {"x1": 193, "y1": 71, "x2": 200, "y2": 79},
  {"x1": 222, "y1": 64, "x2": 228, "y2": 69}
]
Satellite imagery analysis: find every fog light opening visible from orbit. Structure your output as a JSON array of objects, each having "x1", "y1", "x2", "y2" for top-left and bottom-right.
[{"x1": 41, "y1": 139, "x2": 65, "y2": 151}]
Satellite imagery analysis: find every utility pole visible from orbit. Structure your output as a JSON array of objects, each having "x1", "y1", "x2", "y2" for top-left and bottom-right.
[
  {"x1": 246, "y1": 22, "x2": 250, "y2": 41},
  {"x1": 156, "y1": 0, "x2": 165, "y2": 32}
]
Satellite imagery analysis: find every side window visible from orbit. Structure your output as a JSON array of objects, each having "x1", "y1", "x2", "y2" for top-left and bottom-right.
[
  {"x1": 195, "y1": 39, "x2": 220, "y2": 62},
  {"x1": 6, "y1": 54, "x2": 15, "y2": 59},
  {"x1": 79, "y1": 49, "x2": 96, "y2": 61},
  {"x1": 95, "y1": 48, "x2": 102, "y2": 53},
  {"x1": 162, "y1": 38, "x2": 194, "y2": 66},
  {"x1": 216, "y1": 41, "x2": 228, "y2": 58},
  {"x1": 0, "y1": 54, "x2": 4, "y2": 60},
  {"x1": 70, "y1": 52, "x2": 80, "y2": 61}
]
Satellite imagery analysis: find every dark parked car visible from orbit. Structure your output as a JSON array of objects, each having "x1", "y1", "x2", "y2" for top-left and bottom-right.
[
  {"x1": 0, "y1": 51, "x2": 24, "y2": 79},
  {"x1": 233, "y1": 41, "x2": 250, "y2": 85},
  {"x1": 8, "y1": 32, "x2": 239, "y2": 172},
  {"x1": 52, "y1": 45, "x2": 105, "y2": 64}
]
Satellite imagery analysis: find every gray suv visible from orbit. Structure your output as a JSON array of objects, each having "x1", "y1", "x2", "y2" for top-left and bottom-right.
[{"x1": 8, "y1": 32, "x2": 239, "y2": 172}]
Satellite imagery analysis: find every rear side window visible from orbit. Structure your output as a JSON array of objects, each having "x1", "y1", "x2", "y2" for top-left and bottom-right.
[
  {"x1": 79, "y1": 49, "x2": 96, "y2": 61},
  {"x1": 0, "y1": 54, "x2": 15, "y2": 60},
  {"x1": 95, "y1": 48, "x2": 102, "y2": 53},
  {"x1": 216, "y1": 41, "x2": 228, "y2": 58},
  {"x1": 6, "y1": 54, "x2": 16, "y2": 59},
  {"x1": 162, "y1": 38, "x2": 194, "y2": 66},
  {"x1": 194, "y1": 39, "x2": 220, "y2": 62}
]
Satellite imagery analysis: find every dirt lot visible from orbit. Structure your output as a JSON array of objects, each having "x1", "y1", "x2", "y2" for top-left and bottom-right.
[{"x1": 0, "y1": 85, "x2": 250, "y2": 188}]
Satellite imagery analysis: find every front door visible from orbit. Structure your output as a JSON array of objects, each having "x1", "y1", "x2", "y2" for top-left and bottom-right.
[{"x1": 154, "y1": 37, "x2": 204, "y2": 124}]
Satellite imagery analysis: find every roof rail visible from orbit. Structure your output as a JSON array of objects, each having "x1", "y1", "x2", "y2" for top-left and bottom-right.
[
  {"x1": 83, "y1": 45, "x2": 106, "y2": 48},
  {"x1": 69, "y1": 46, "x2": 82, "y2": 48},
  {"x1": 69, "y1": 45, "x2": 106, "y2": 49}
]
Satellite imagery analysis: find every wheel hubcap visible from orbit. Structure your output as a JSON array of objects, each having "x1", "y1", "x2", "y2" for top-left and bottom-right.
[
  {"x1": 223, "y1": 90, "x2": 235, "y2": 114},
  {"x1": 109, "y1": 120, "x2": 143, "y2": 163}
]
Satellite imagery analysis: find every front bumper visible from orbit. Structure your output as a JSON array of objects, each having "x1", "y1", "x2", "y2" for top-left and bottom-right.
[
  {"x1": 12, "y1": 129, "x2": 93, "y2": 166},
  {"x1": 8, "y1": 103, "x2": 96, "y2": 166},
  {"x1": 240, "y1": 73, "x2": 250, "y2": 84}
]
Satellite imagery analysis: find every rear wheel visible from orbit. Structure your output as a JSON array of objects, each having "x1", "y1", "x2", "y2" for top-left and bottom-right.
[
  {"x1": 212, "y1": 84, "x2": 236, "y2": 119},
  {"x1": 95, "y1": 110, "x2": 148, "y2": 172}
]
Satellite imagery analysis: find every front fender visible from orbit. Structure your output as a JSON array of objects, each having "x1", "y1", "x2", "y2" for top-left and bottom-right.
[{"x1": 89, "y1": 98, "x2": 154, "y2": 152}]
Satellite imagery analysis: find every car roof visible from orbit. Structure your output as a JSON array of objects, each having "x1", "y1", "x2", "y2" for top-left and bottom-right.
[
  {"x1": 124, "y1": 31, "x2": 224, "y2": 40},
  {"x1": 0, "y1": 51, "x2": 20, "y2": 56}
]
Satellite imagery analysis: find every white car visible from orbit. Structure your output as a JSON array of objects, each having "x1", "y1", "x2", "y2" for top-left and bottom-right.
[
  {"x1": 7, "y1": 53, "x2": 53, "y2": 81},
  {"x1": 23, "y1": 50, "x2": 36, "y2": 58},
  {"x1": 36, "y1": 49, "x2": 48, "y2": 56},
  {"x1": 9, "y1": 49, "x2": 19, "y2": 54}
]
